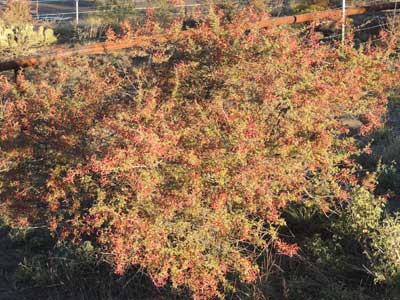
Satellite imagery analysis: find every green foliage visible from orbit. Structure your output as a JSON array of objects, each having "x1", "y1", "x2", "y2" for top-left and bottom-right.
[
  {"x1": 0, "y1": 0, "x2": 57, "y2": 56},
  {"x1": 94, "y1": 0, "x2": 188, "y2": 25},
  {"x1": 0, "y1": 24, "x2": 57, "y2": 53},
  {"x1": 283, "y1": 186, "x2": 400, "y2": 300},
  {"x1": 304, "y1": 234, "x2": 349, "y2": 273},
  {"x1": 287, "y1": 277, "x2": 376, "y2": 300},
  {"x1": 0, "y1": 217, "x2": 167, "y2": 300},
  {"x1": 292, "y1": 0, "x2": 339, "y2": 13},
  {"x1": 345, "y1": 187, "x2": 384, "y2": 235},
  {"x1": 94, "y1": 0, "x2": 141, "y2": 23},
  {"x1": 333, "y1": 187, "x2": 400, "y2": 287},
  {"x1": 370, "y1": 214, "x2": 400, "y2": 284}
]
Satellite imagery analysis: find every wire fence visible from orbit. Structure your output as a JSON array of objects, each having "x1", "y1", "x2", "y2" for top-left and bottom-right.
[
  {"x1": 0, "y1": 0, "x2": 225, "y2": 22},
  {"x1": 2, "y1": 0, "x2": 384, "y2": 23},
  {"x1": 0, "y1": 0, "x2": 398, "y2": 43},
  {"x1": 36, "y1": 1, "x2": 399, "y2": 25},
  {"x1": 0, "y1": 0, "x2": 398, "y2": 74}
]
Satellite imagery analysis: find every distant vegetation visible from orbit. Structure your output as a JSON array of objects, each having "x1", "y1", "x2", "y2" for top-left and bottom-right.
[
  {"x1": 0, "y1": 0, "x2": 56, "y2": 56},
  {"x1": 0, "y1": 0, "x2": 400, "y2": 299}
]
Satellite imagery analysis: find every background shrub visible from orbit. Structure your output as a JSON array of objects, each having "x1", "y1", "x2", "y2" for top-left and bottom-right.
[{"x1": 0, "y1": 6, "x2": 400, "y2": 300}]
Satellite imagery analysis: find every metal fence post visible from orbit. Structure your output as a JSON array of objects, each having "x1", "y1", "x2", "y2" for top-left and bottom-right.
[{"x1": 76, "y1": 0, "x2": 79, "y2": 25}]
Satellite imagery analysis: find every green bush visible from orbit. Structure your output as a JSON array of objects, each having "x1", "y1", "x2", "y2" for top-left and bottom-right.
[
  {"x1": 0, "y1": 0, "x2": 57, "y2": 56},
  {"x1": 371, "y1": 215, "x2": 400, "y2": 284}
]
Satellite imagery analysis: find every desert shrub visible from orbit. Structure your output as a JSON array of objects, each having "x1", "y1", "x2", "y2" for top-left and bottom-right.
[
  {"x1": 0, "y1": 0, "x2": 57, "y2": 57},
  {"x1": 284, "y1": 186, "x2": 400, "y2": 300},
  {"x1": 329, "y1": 185, "x2": 400, "y2": 288},
  {"x1": 0, "y1": 215, "x2": 166, "y2": 300},
  {"x1": 94, "y1": 0, "x2": 191, "y2": 25},
  {"x1": 369, "y1": 214, "x2": 400, "y2": 285},
  {"x1": 0, "y1": 7, "x2": 400, "y2": 299},
  {"x1": 0, "y1": 0, "x2": 32, "y2": 24},
  {"x1": 94, "y1": 0, "x2": 143, "y2": 24},
  {"x1": 291, "y1": 0, "x2": 341, "y2": 13},
  {"x1": 287, "y1": 278, "x2": 376, "y2": 300},
  {"x1": 344, "y1": 187, "x2": 400, "y2": 285},
  {"x1": 344, "y1": 187, "x2": 384, "y2": 235},
  {"x1": 307, "y1": 187, "x2": 383, "y2": 274}
]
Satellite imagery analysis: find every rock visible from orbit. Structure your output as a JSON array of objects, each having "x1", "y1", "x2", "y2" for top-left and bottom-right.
[{"x1": 341, "y1": 117, "x2": 363, "y2": 131}]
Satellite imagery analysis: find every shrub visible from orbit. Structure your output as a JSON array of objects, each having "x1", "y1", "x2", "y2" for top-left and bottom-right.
[
  {"x1": 338, "y1": 186, "x2": 400, "y2": 287},
  {"x1": 345, "y1": 187, "x2": 384, "y2": 235},
  {"x1": 0, "y1": 7, "x2": 399, "y2": 299},
  {"x1": 1, "y1": 0, "x2": 32, "y2": 24},
  {"x1": 371, "y1": 214, "x2": 400, "y2": 284},
  {"x1": 0, "y1": 0, "x2": 57, "y2": 56}
]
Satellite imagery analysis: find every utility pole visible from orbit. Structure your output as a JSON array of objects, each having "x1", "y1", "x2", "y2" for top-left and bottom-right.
[
  {"x1": 75, "y1": 0, "x2": 79, "y2": 25},
  {"x1": 36, "y1": 0, "x2": 39, "y2": 19},
  {"x1": 341, "y1": 0, "x2": 346, "y2": 43}
]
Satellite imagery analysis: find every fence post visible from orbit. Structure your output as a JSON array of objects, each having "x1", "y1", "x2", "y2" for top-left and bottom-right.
[
  {"x1": 76, "y1": 0, "x2": 79, "y2": 25},
  {"x1": 341, "y1": 0, "x2": 346, "y2": 42}
]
